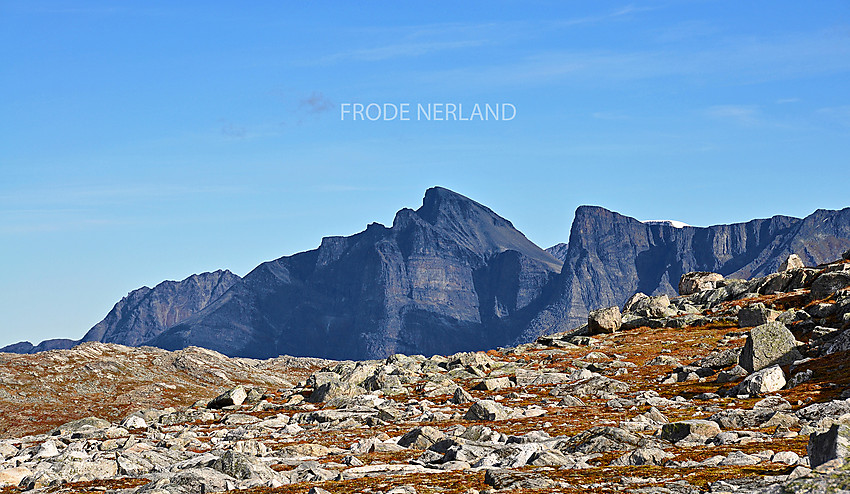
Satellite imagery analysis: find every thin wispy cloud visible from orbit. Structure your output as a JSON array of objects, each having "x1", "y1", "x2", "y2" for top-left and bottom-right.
[
  {"x1": 816, "y1": 105, "x2": 850, "y2": 126},
  {"x1": 705, "y1": 105, "x2": 760, "y2": 125},
  {"x1": 321, "y1": 39, "x2": 488, "y2": 63},
  {"x1": 405, "y1": 28, "x2": 850, "y2": 89},
  {"x1": 0, "y1": 184, "x2": 247, "y2": 207},
  {"x1": 592, "y1": 111, "x2": 630, "y2": 120}
]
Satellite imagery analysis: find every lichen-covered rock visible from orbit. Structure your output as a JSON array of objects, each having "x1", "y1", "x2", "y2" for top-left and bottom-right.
[
  {"x1": 207, "y1": 385, "x2": 247, "y2": 409},
  {"x1": 660, "y1": 420, "x2": 721, "y2": 443},
  {"x1": 812, "y1": 271, "x2": 850, "y2": 300},
  {"x1": 738, "y1": 322, "x2": 802, "y2": 372},
  {"x1": 484, "y1": 469, "x2": 555, "y2": 490},
  {"x1": 780, "y1": 254, "x2": 805, "y2": 271},
  {"x1": 809, "y1": 424, "x2": 850, "y2": 468},
  {"x1": 464, "y1": 400, "x2": 512, "y2": 421},
  {"x1": 398, "y1": 426, "x2": 445, "y2": 450},
  {"x1": 679, "y1": 272, "x2": 724, "y2": 296},
  {"x1": 588, "y1": 306, "x2": 622, "y2": 334},
  {"x1": 738, "y1": 303, "x2": 780, "y2": 328},
  {"x1": 738, "y1": 365, "x2": 786, "y2": 396}
]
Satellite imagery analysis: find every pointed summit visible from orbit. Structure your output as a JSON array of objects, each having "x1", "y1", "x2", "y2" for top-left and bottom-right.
[{"x1": 417, "y1": 186, "x2": 514, "y2": 229}]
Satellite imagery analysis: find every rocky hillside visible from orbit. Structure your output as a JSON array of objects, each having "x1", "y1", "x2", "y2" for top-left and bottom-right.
[{"x1": 1, "y1": 251, "x2": 850, "y2": 493}]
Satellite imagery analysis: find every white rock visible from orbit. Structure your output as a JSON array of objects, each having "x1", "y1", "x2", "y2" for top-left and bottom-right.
[
  {"x1": 739, "y1": 365, "x2": 786, "y2": 396},
  {"x1": 122, "y1": 416, "x2": 148, "y2": 429}
]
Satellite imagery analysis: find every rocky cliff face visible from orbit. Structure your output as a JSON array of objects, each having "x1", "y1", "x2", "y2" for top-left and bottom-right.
[
  {"x1": 80, "y1": 270, "x2": 240, "y2": 346},
  {"x1": 545, "y1": 243, "x2": 569, "y2": 263},
  {"x1": 149, "y1": 187, "x2": 563, "y2": 360},
  {"x1": 520, "y1": 206, "x2": 850, "y2": 340}
]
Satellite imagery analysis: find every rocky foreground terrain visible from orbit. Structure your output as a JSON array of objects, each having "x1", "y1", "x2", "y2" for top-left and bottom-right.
[{"x1": 2, "y1": 251, "x2": 850, "y2": 493}]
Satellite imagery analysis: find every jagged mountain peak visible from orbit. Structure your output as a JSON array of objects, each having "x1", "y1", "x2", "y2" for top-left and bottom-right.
[{"x1": 417, "y1": 186, "x2": 514, "y2": 228}]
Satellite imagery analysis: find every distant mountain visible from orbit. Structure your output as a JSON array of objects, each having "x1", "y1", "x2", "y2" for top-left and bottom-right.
[
  {"x1": 148, "y1": 187, "x2": 563, "y2": 360},
  {"x1": 4, "y1": 188, "x2": 850, "y2": 361},
  {"x1": 518, "y1": 205, "x2": 850, "y2": 341},
  {"x1": 545, "y1": 243, "x2": 569, "y2": 263},
  {"x1": 80, "y1": 270, "x2": 240, "y2": 346},
  {"x1": 0, "y1": 339, "x2": 78, "y2": 354},
  {"x1": 2, "y1": 270, "x2": 239, "y2": 354}
]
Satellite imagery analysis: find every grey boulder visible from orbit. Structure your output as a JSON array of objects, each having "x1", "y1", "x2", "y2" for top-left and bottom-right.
[
  {"x1": 738, "y1": 322, "x2": 802, "y2": 372},
  {"x1": 588, "y1": 306, "x2": 622, "y2": 334}
]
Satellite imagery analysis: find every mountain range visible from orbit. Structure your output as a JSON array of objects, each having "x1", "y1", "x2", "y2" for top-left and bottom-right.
[{"x1": 4, "y1": 187, "x2": 850, "y2": 359}]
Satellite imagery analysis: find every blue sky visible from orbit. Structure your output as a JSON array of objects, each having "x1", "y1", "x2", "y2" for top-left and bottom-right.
[{"x1": 1, "y1": 1, "x2": 849, "y2": 347}]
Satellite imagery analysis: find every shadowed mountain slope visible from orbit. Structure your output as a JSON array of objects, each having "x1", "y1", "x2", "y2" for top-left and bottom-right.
[{"x1": 148, "y1": 187, "x2": 563, "y2": 360}]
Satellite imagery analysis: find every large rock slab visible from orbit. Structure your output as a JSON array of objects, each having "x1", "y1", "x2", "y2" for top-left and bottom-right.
[
  {"x1": 484, "y1": 468, "x2": 555, "y2": 490},
  {"x1": 809, "y1": 424, "x2": 850, "y2": 468},
  {"x1": 207, "y1": 385, "x2": 247, "y2": 409},
  {"x1": 812, "y1": 271, "x2": 850, "y2": 300},
  {"x1": 398, "y1": 426, "x2": 445, "y2": 450},
  {"x1": 738, "y1": 322, "x2": 802, "y2": 372}
]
